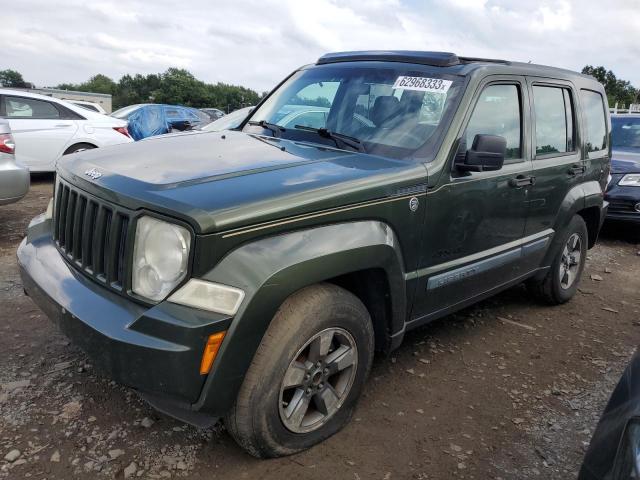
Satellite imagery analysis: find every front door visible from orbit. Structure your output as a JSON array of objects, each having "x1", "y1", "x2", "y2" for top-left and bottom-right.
[{"x1": 411, "y1": 78, "x2": 533, "y2": 322}]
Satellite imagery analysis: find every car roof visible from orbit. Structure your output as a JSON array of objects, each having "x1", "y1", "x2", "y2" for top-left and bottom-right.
[
  {"x1": 612, "y1": 113, "x2": 640, "y2": 118},
  {"x1": 315, "y1": 51, "x2": 596, "y2": 84}
]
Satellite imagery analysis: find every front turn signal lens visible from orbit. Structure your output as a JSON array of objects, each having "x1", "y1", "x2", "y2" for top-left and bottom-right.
[{"x1": 200, "y1": 331, "x2": 226, "y2": 375}]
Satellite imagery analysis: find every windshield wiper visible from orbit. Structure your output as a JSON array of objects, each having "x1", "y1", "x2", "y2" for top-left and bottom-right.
[
  {"x1": 293, "y1": 125, "x2": 366, "y2": 153},
  {"x1": 248, "y1": 120, "x2": 285, "y2": 138}
]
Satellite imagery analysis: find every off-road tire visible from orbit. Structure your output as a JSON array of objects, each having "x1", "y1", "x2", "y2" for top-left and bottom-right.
[
  {"x1": 527, "y1": 214, "x2": 588, "y2": 304},
  {"x1": 224, "y1": 283, "x2": 374, "y2": 458}
]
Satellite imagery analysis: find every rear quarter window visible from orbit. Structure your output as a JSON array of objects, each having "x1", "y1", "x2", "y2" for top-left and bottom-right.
[{"x1": 580, "y1": 90, "x2": 607, "y2": 153}]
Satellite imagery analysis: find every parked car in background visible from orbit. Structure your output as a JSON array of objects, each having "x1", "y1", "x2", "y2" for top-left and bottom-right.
[
  {"x1": 68, "y1": 100, "x2": 108, "y2": 114},
  {"x1": 0, "y1": 118, "x2": 29, "y2": 205},
  {"x1": 605, "y1": 114, "x2": 640, "y2": 228},
  {"x1": 200, "y1": 106, "x2": 253, "y2": 132},
  {"x1": 200, "y1": 108, "x2": 225, "y2": 121},
  {"x1": 579, "y1": 348, "x2": 640, "y2": 480},
  {"x1": 19, "y1": 51, "x2": 610, "y2": 458},
  {"x1": 0, "y1": 89, "x2": 132, "y2": 172},
  {"x1": 112, "y1": 104, "x2": 210, "y2": 140}
]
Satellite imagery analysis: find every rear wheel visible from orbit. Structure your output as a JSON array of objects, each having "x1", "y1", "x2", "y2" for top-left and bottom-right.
[
  {"x1": 527, "y1": 214, "x2": 588, "y2": 304},
  {"x1": 224, "y1": 283, "x2": 374, "y2": 458}
]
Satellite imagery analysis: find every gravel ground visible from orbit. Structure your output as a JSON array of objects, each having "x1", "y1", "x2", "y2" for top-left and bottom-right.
[{"x1": 1, "y1": 176, "x2": 639, "y2": 479}]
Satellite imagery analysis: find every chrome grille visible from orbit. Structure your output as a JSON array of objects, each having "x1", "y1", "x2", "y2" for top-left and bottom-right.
[{"x1": 53, "y1": 179, "x2": 132, "y2": 291}]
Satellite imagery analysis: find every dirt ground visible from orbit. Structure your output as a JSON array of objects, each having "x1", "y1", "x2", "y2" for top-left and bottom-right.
[{"x1": 1, "y1": 176, "x2": 639, "y2": 480}]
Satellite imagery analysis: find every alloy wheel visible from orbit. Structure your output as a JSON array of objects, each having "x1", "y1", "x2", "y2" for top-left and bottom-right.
[
  {"x1": 559, "y1": 233, "x2": 582, "y2": 289},
  {"x1": 279, "y1": 327, "x2": 358, "y2": 434}
]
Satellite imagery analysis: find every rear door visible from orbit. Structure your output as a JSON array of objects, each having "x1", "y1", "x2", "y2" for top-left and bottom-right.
[
  {"x1": 0, "y1": 94, "x2": 79, "y2": 170},
  {"x1": 523, "y1": 79, "x2": 582, "y2": 270}
]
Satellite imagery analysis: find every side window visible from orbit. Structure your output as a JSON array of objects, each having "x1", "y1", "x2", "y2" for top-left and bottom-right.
[
  {"x1": 581, "y1": 90, "x2": 607, "y2": 153},
  {"x1": 533, "y1": 86, "x2": 575, "y2": 156},
  {"x1": 4, "y1": 96, "x2": 61, "y2": 119},
  {"x1": 465, "y1": 84, "x2": 521, "y2": 160}
]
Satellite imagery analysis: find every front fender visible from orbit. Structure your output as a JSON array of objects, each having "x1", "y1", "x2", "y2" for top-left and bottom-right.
[{"x1": 193, "y1": 220, "x2": 406, "y2": 414}]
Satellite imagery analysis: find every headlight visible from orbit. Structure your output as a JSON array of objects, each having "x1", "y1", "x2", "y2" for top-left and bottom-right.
[
  {"x1": 620, "y1": 174, "x2": 640, "y2": 187},
  {"x1": 132, "y1": 216, "x2": 191, "y2": 301},
  {"x1": 168, "y1": 279, "x2": 245, "y2": 315}
]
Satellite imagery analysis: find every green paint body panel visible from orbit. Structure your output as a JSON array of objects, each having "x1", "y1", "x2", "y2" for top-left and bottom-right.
[{"x1": 18, "y1": 56, "x2": 611, "y2": 419}]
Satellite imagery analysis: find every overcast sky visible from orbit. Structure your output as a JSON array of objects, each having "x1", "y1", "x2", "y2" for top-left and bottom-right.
[{"x1": 3, "y1": 0, "x2": 639, "y2": 92}]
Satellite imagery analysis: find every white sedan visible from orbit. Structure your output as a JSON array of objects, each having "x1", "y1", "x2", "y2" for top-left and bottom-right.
[{"x1": 0, "y1": 89, "x2": 133, "y2": 172}]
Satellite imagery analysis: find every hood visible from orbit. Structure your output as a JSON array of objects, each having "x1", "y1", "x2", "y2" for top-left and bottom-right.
[
  {"x1": 57, "y1": 130, "x2": 425, "y2": 234},
  {"x1": 611, "y1": 148, "x2": 640, "y2": 174}
]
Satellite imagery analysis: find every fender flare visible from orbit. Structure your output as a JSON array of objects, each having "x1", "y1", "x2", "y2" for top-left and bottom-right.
[
  {"x1": 193, "y1": 220, "x2": 406, "y2": 414},
  {"x1": 539, "y1": 180, "x2": 604, "y2": 269}
]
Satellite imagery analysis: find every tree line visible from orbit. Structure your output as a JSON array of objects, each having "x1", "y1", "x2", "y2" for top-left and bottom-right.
[
  {"x1": 0, "y1": 68, "x2": 264, "y2": 112},
  {"x1": 581, "y1": 66, "x2": 638, "y2": 107},
  {"x1": 1, "y1": 64, "x2": 638, "y2": 110}
]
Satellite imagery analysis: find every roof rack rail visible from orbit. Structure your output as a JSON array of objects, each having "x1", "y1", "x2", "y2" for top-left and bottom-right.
[
  {"x1": 458, "y1": 56, "x2": 511, "y2": 65},
  {"x1": 317, "y1": 51, "x2": 460, "y2": 67}
]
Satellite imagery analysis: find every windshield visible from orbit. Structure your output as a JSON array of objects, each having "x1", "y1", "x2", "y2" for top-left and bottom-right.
[
  {"x1": 111, "y1": 104, "x2": 143, "y2": 119},
  {"x1": 74, "y1": 103, "x2": 99, "y2": 112},
  {"x1": 612, "y1": 116, "x2": 640, "y2": 149},
  {"x1": 244, "y1": 63, "x2": 463, "y2": 160},
  {"x1": 202, "y1": 106, "x2": 253, "y2": 132}
]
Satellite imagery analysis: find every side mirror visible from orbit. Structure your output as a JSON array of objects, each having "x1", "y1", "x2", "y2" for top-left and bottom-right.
[{"x1": 456, "y1": 134, "x2": 506, "y2": 172}]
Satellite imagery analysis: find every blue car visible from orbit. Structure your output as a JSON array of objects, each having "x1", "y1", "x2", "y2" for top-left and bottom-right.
[
  {"x1": 605, "y1": 114, "x2": 640, "y2": 227},
  {"x1": 111, "y1": 104, "x2": 210, "y2": 140}
]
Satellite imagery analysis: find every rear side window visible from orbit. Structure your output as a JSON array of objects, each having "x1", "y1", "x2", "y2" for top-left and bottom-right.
[
  {"x1": 465, "y1": 84, "x2": 521, "y2": 159},
  {"x1": 533, "y1": 86, "x2": 575, "y2": 156},
  {"x1": 4, "y1": 96, "x2": 60, "y2": 119},
  {"x1": 581, "y1": 90, "x2": 607, "y2": 153}
]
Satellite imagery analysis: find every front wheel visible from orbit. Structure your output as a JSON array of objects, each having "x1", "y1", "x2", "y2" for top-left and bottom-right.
[
  {"x1": 527, "y1": 214, "x2": 588, "y2": 304},
  {"x1": 224, "y1": 284, "x2": 374, "y2": 458}
]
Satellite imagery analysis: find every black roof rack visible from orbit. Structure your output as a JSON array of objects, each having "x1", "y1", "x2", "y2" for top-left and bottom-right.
[{"x1": 317, "y1": 51, "x2": 460, "y2": 67}]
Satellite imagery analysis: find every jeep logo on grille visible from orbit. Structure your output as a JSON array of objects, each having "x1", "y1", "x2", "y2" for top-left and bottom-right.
[{"x1": 84, "y1": 168, "x2": 102, "y2": 180}]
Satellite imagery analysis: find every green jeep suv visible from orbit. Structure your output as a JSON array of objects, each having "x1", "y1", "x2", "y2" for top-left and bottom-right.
[{"x1": 18, "y1": 51, "x2": 610, "y2": 457}]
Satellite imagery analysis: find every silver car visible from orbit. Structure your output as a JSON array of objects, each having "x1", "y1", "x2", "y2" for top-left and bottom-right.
[{"x1": 0, "y1": 118, "x2": 29, "y2": 205}]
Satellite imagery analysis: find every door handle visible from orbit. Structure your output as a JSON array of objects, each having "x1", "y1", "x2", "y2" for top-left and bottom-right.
[
  {"x1": 54, "y1": 124, "x2": 72, "y2": 128},
  {"x1": 568, "y1": 164, "x2": 586, "y2": 176},
  {"x1": 509, "y1": 175, "x2": 536, "y2": 188}
]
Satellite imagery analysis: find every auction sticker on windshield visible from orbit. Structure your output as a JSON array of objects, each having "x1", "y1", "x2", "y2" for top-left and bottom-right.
[{"x1": 392, "y1": 76, "x2": 452, "y2": 93}]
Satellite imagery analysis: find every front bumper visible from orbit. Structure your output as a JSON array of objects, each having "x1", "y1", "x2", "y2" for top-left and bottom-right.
[
  {"x1": 0, "y1": 157, "x2": 29, "y2": 205},
  {"x1": 604, "y1": 181, "x2": 640, "y2": 223},
  {"x1": 17, "y1": 214, "x2": 232, "y2": 408},
  {"x1": 605, "y1": 185, "x2": 640, "y2": 224}
]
